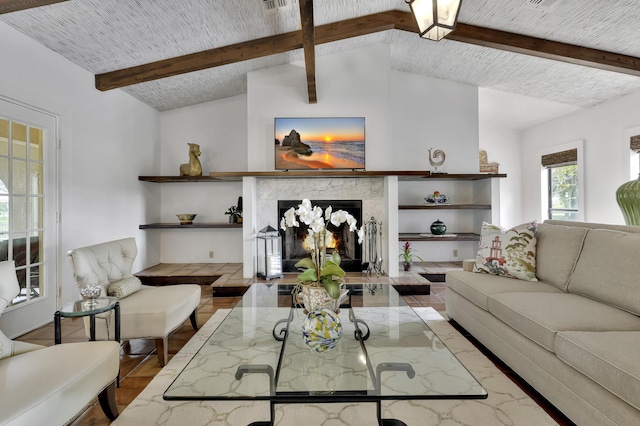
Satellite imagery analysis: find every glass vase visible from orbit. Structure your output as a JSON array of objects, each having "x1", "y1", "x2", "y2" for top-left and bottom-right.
[{"x1": 616, "y1": 174, "x2": 640, "y2": 226}]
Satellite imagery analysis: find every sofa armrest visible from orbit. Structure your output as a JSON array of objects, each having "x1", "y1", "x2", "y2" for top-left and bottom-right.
[{"x1": 462, "y1": 259, "x2": 475, "y2": 272}]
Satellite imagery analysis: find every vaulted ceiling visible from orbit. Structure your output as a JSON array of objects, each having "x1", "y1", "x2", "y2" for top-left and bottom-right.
[{"x1": 2, "y1": 0, "x2": 640, "y2": 114}]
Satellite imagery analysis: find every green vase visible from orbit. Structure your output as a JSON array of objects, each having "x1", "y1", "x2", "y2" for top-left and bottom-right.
[
  {"x1": 616, "y1": 174, "x2": 640, "y2": 226},
  {"x1": 430, "y1": 219, "x2": 447, "y2": 235}
]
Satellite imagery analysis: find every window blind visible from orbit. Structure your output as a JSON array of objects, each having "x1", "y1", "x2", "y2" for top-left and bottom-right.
[
  {"x1": 541, "y1": 148, "x2": 577, "y2": 168},
  {"x1": 630, "y1": 135, "x2": 640, "y2": 153}
]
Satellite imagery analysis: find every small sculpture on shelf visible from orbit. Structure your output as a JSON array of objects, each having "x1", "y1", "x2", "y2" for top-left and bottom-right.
[
  {"x1": 225, "y1": 197, "x2": 243, "y2": 224},
  {"x1": 179, "y1": 143, "x2": 203, "y2": 176},
  {"x1": 479, "y1": 149, "x2": 500, "y2": 174},
  {"x1": 428, "y1": 148, "x2": 446, "y2": 174}
]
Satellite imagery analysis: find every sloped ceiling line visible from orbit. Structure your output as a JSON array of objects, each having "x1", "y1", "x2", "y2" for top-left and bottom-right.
[
  {"x1": 94, "y1": 10, "x2": 640, "y2": 94},
  {"x1": 0, "y1": 0, "x2": 69, "y2": 15}
]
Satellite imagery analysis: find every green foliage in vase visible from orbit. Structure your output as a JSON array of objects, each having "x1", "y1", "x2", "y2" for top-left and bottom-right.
[{"x1": 399, "y1": 241, "x2": 423, "y2": 263}]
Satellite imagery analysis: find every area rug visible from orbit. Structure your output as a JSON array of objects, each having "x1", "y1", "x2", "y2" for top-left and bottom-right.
[{"x1": 113, "y1": 308, "x2": 558, "y2": 426}]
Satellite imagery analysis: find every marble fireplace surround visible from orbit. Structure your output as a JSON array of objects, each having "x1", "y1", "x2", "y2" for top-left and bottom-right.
[{"x1": 243, "y1": 176, "x2": 396, "y2": 278}]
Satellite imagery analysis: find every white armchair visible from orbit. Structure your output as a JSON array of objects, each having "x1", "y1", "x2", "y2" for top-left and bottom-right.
[
  {"x1": 67, "y1": 237, "x2": 201, "y2": 366},
  {"x1": 0, "y1": 260, "x2": 120, "y2": 424}
]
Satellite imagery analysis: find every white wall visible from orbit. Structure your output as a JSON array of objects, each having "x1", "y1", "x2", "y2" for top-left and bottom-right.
[
  {"x1": 0, "y1": 21, "x2": 160, "y2": 335},
  {"x1": 247, "y1": 44, "x2": 393, "y2": 171},
  {"x1": 157, "y1": 95, "x2": 247, "y2": 262},
  {"x1": 391, "y1": 70, "x2": 479, "y2": 173},
  {"x1": 479, "y1": 124, "x2": 522, "y2": 228},
  {"x1": 521, "y1": 90, "x2": 640, "y2": 224}
]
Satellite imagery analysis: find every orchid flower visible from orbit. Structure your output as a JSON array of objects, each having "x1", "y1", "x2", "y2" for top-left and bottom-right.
[{"x1": 282, "y1": 199, "x2": 365, "y2": 300}]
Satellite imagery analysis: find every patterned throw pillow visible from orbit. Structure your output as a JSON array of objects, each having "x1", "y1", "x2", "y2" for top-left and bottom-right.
[
  {"x1": 107, "y1": 276, "x2": 142, "y2": 298},
  {"x1": 474, "y1": 221, "x2": 538, "y2": 281}
]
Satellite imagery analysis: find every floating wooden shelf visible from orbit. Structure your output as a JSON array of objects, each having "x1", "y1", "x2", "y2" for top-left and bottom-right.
[
  {"x1": 399, "y1": 204, "x2": 491, "y2": 210},
  {"x1": 398, "y1": 232, "x2": 480, "y2": 242},
  {"x1": 138, "y1": 172, "x2": 506, "y2": 183},
  {"x1": 139, "y1": 223, "x2": 242, "y2": 229}
]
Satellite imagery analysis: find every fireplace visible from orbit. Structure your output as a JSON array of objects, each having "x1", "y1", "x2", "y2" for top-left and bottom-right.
[{"x1": 278, "y1": 200, "x2": 363, "y2": 272}]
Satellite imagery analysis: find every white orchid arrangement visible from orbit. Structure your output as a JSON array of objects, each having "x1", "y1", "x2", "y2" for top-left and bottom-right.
[{"x1": 281, "y1": 199, "x2": 365, "y2": 299}]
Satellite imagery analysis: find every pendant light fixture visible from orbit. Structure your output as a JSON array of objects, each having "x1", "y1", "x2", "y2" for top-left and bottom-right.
[{"x1": 405, "y1": 0, "x2": 462, "y2": 41}]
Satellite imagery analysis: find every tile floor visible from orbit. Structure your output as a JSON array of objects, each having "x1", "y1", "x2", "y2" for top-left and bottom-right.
[{"x1": 14, "y1": 263, "x2": 572, "y2": 425}]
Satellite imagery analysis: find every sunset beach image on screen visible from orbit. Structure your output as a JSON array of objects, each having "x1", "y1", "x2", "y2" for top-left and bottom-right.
[{"x1": 274, "y1": 117, "x2": 365, "y2": 170}]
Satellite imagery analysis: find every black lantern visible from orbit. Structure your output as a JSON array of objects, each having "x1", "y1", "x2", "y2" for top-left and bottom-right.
[
  {"x1": 256, "y1": 224, "x2": 283, "y2": 280},
  {"x1": 405, "y1": 0, "x2": 462, "y2": 41}
]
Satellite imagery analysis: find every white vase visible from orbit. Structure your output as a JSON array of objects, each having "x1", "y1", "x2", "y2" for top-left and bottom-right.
[{"x1": 301, "y1": 284, "x2": 339, "y2": 313}]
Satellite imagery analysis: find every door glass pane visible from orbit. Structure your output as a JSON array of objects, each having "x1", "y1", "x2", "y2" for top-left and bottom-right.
[
  {"x1": 29, "y1": 197, "x2": 43, "y2": 230},
  {"x1": 12, "y1": 196, "x2": 26, "y2": 231},
  {"x1": 0, "y1": 233, "x2": 7, "y2": 261},
  {"x1": 550, "y1": 165, "x2": 578, "y2": 209},
  {"x1": 31, "y1": 231, "x2": 42, "y2": 263},
  {"x1": 12, "y1": 232, "x2": 27, "y2": 267},
  {"x1": 0, "y1": 159, "x2": 8, "y2": 192},
  {"x1": 0, "y1": 118, "x2": 7, "y2": 155},
  {"x1": 15, "y1": 266, "x2": 27, "y2": 303},
  {"x1": 0, "y1": 195, "x2": 7, "y2": 234},
  {"x1": 29, "y1": 127, "x2": 43, "y2": 161},
  {"x1": 11, "y1": 122, "x2": 27, "y2": 158},
  {"x1": 12, "y1": 159, "x2": 27, "y2": 194},
  {"x1": 30, "y1": 264, "x2": 41, "y2": 299},
  {"x1": 29, "y1": 162, "x2": 42, "y2": 195}
]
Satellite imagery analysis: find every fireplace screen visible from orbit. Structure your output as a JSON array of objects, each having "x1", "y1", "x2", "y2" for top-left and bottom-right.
[{"x1": 278, "y1": 200, "x2": 362, "y2": 272}]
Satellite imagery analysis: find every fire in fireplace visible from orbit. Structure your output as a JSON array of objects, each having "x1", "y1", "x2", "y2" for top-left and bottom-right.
[{"x1": 278, "y1": 200, "x2": 363, "y2": 272}]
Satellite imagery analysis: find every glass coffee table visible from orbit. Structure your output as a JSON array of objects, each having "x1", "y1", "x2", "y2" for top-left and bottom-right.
[{"x1": 164, "y1": 284, "x2": 487, "y2": 425}]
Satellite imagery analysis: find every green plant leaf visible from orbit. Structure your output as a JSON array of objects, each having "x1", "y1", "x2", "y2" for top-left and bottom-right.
[
  {"x1": 294, "y1": 257, "x2": 316, "y2": 270},
  {"x1": 330, "y1": 252, "x2": 341, "y2": 266},
  {"x1": 322, "y1": 261, "x2": 346, "y2": 278},
  {"x1": 321, "y1": 277, "x2": 341, "y2": 299},
  {"x1": 297, "y1": 268, "x2": 317, "y2": 282}
]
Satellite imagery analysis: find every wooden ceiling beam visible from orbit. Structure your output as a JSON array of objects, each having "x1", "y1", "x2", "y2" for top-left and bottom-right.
[
  {"x1": 299, "y1": 0, "x2": 316, "y2": 104},
  {"x1": 95, "y1": 10, "x2": 640, "y2": 92},
  {"x1": 0, "y1": 0, "x2": 70, "y2": 14},
  {"x1": 446, "y1": 23, "x2": 640, "y2": 77}
]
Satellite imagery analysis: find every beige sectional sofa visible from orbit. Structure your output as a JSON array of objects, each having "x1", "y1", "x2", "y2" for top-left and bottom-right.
[{"x1": 446, "y1": 220, "x2": 640, "y2": 426}]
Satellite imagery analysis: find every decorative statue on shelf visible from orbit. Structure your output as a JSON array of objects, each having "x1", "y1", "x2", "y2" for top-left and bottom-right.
[
  {"x1": 479, "y1": 149, "x2": 500, "y2": 173},
  {"x1": 179, "y1": 143, "x2": 202, "y2": 176},
  {"x1": 428, "y1": 148, "x2": 446, "y2": 174}
]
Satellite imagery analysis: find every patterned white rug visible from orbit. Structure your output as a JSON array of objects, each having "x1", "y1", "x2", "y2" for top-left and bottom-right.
[{"x1": 113, "y1": 308, "x2": 558, "y2": 426}]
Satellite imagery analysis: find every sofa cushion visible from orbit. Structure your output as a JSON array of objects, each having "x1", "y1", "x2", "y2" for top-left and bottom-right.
[
  {"x1": 0, "y1": 341, "x2": 119, "y2": 425},
  {"x1": 535, "y1": 223, "x2": 588, "y2": 291},
  {"x1": 447, "y1": 270, "x2": 561, "y2": 311},
  {"x1": 555, "y1": 331, "x2": 640, "y2": 411},
  {"x1": 568, "y1": 229, "x2": 640, "y2": 315},
  {"x1": 488, "y1": 292, "x2": 640, "y2": 352},
  {"x1": 89, "y1": 284, "x2": 201, "y2": 340},
  {"x1": 108, "y1": 275, "x2": 142, "y2": 298},
  {"x1": 474, "y1": 221, "x2": 538, "y2": 281}
]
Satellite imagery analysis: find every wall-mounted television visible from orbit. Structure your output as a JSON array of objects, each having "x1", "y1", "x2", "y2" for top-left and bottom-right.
[{"x1": 274, "y1": 117, "x2": 365, "y2": 170}]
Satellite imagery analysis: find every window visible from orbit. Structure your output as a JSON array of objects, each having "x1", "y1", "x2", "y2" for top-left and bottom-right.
[
  {"x1": 542, "y1": 148, "x2": 579, "y2": 221},
  {"x1": 0, "y1": 117, "x2": 45, "y2": 305}
]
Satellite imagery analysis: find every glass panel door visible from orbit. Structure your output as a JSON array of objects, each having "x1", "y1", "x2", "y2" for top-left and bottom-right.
[{"x1": 0, "y1": 98, "x2": 57, "y2": 338}]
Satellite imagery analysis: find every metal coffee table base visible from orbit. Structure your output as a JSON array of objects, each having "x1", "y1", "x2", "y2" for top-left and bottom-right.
[{"x1": 248, "y1": 399, "x2": 407, "y2": 426}]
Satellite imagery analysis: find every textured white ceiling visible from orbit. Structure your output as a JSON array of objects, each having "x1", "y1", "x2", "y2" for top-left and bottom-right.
[{"x1": 2, "y1": 0, "x2": 640, "y2": 113}]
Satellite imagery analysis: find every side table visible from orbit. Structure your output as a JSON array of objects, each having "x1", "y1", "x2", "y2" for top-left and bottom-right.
[{"x1": 54, "y1": 297, "x2": 120, "y2": 345}]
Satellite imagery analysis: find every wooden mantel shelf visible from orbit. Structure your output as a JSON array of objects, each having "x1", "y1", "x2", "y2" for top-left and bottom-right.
[
  {"x1": 139, "y1": 171, "x2": 506, "y2": 182},
  {"x1": 140, "y1": 223, "x2": 242, "y2": 229}
]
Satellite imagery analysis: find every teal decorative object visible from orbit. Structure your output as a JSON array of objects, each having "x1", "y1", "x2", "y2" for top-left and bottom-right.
[
  {"x1": 616, "y1": 175, "x2": 640, "y2": 226},
  {"x1": 430, "y1": 219, "x2": 447, "y2": 235},
  {"x1": 302, "y1": 309, "x2": 343, "y2": 352}
]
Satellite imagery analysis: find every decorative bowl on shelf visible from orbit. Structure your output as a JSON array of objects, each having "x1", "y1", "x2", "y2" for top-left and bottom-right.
[
  {"x1": 176, "y1": 213, "x2": 197, "y2": 225},
  {"x1": 425, "y1": 191, "x2": 449, "y2": 204}
]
